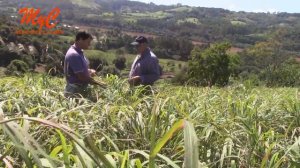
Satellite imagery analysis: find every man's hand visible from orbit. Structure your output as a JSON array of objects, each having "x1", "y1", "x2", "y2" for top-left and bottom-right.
[
  {"x1": 128, "y1": 76, "x2": 141, "y2": 86},
  {"x1": 88, "y1": 69, "x2": 96, "y2": 77}
]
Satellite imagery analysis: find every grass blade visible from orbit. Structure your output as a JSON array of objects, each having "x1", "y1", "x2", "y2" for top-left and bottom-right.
[
  {"x1": 150, "y1": 119, "x2": 184, "y2": 157},
  {"x1": 184, "y1": 120, "x2": 199, "y2": 168},
  {"x1": 56, "y1": 129, "x2": 71, "y2": 168}
]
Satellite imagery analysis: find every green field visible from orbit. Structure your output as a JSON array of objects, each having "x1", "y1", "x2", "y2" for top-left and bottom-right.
[
  {"x1": 231, "y1": 20, "x2": 247, "y2": 26},
  {"x1": 123, "y1": 17, "x2": 137, "y2": 23},
  {"x1": 102, "y1": 12, "x2": 115, "y2": 17},
  {"x1": 177, "y1": 17, "x2": 200, "y2": 25},
  {"x1": 1, "y1": 75, "x2": 300, "y2": 167},
  {"x1": 167, "y1": 7, "x2": 193, "y2": 12},
  {"x1": 124, "y1": 11, "x2": 172, "y2": 19}
]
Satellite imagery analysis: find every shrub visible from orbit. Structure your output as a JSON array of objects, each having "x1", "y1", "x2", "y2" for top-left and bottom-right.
[
  {"x1": 99, "y1": 66, "x2": 120, "y2": 76},
  {"x1": 6, "y1": 60, "x2": 29, "y2": 75},
  {"x1": 89, "y1": 58, "x2": 108, "y2": 71},
  {"x1": 113, "y1": 56, "x2": 126, "y2": 70},
  {"x1": 172, "y1": 66, "x2": 189, "y2": 85},
  {"x1": 0, "y1": 46, "x2": 22, "y2": 66},
  {"x1": 260, "y1": 64, "x2": 300, "y2": 87}
]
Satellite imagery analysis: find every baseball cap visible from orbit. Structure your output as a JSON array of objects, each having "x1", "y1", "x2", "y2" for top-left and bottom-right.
[{"x1": 131, "y1": 36, "x2": 148, "y2": 46}]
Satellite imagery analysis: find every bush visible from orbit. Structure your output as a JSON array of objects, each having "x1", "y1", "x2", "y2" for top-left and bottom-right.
[
  {"x1": 99, "y1": 66, "x2": 120, "y2": 76},
  {"x1": 6, "y1": 60, "x2": 29, "y2": 75},
  {"x1": 171, "y1": 66, "x2": 189, "y2": 85},
  {"x1": 239, "y1": 73, "x2": 261, "y2": 87},
  {"x1": 259, "y1": 64, "x2": 300, "y2": 87},
  {"x1": 0, "y1": 46, "x2": 22, "y2": 66},
  {"x1": 113, "y1": 56, "x2": 126, "y2": 70},
  {"x1": 21, "y1": 54, "x2": 35, "y2": 69},
  {"x1": 89, "y1": 58, "x2": 108, "y2": 71}
]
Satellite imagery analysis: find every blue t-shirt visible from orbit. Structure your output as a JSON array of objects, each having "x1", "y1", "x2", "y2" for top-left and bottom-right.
[
  {"x1": 64, "y1": 45, "x2": 90, "y2": 84},
  {"x1": 129, "y1": 48, "x2": 160, "y2": 85}
]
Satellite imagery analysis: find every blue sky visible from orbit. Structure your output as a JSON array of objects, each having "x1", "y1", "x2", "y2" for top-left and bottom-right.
[{"x1": 133, "y1": 0, "x2": 300, "y2": 13}]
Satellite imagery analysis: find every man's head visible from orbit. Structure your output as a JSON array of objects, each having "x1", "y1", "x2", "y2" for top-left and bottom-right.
[
  {"x1": 131, "y1": 36, "x2": 148, "y2": 54},
  {"x1": 75, "y1": 31, "x2": 93, "y2": 50}
]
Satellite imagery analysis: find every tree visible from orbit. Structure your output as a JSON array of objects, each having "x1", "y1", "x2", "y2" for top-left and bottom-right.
[
  {"x1": 178, "y1": 38, "x2": 194, "y2": 60},
  {"x1": 188, "y1": 43, "x2": 231, "y2": 86},
  {"x1": 242, "y1": 41, "x2": 283, "y2": 69}
]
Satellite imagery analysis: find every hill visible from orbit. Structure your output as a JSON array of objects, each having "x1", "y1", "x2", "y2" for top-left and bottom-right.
[
  {"x1": 1, "y1": 0, "x2": 300, "y2": 50},
  {"x1": 1, "y1": 0, "x2": 300, "y2": 86}
]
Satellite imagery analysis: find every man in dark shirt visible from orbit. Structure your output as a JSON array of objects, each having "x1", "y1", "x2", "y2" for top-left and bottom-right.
[
  {"x1": 129, "y1": 36, "x2": 160, "y2": 86},
  {"x1": 64, "y1": 31, "x2": 104, "y2": 97}
]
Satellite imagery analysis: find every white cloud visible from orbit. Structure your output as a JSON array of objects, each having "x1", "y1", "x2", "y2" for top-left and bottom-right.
[{"x1": 227, "y1": 3, "x2": 238, "y2": 11}]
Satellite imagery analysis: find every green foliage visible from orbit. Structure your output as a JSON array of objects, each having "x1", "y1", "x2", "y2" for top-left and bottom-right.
[
  {"x1": 172, "y1": 66, "x2": 189, "y2": 85},
  {"x1": 0, "y1": 46, "x2": 22, "y2": 67},
  {"x1": 1, "y1": 75, "x2": 300, "y2": 167},
  {"x1": 239, "y1": 73, "x2": 261, "y2": 88},
  {"x1": 6, "y1": 60, "x2": 29, "y2": 75},
  {"x1": 113, "y1": 56, "x2": 126, "y2": 70},
  {"x1": 21, "y1": 54, "x2": 35, "y2": 69},
  {"x1": 89, "y1": 57, "x2": 109, "y2": 71},
  {"x1": 228, "y1": 54, "x2": 241, "y2": 77},
  {"x1": 259, "y1": 63, "x2": 300, "y2": 87},
  {"x1": 100, "y1": 66, "x2": 121, "y2": 76},
  {"x1": 188, "y1": 42, "x2": 231, "y2": 86},
  {"x1": 153, "y1": 36, "x2": 194, "y2": 60},
  {"x1": 239, "y1": 41, "x2": 288, "y2": 71}
]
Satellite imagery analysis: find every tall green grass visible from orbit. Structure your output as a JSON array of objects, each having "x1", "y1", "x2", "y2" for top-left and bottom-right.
[{"x1": 0, "y1": 74, "x2": 300, "y2": 167}]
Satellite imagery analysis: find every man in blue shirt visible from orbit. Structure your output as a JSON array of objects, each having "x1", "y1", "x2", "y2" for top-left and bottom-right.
[
  {"x1": 64, "y1": 31, "x2": 104, "y2": 97},
  {"x1": 129, "y1": 36, "x2": 160, "y2": 86}
]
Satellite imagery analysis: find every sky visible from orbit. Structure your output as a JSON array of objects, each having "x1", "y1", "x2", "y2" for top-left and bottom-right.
[{"x1": 133, "y1": 0, "x2": 300, "y2": 13}]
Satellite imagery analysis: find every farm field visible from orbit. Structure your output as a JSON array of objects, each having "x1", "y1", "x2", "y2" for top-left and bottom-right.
[{"x1": 1, "y1": 75, "x2": 300, "y2": 167}]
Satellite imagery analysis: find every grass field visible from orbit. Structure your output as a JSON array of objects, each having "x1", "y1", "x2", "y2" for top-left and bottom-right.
[
  {"x1": 231, "y1": 20, "x2": 247, "y2": 26},
  {"x1": 124, "y1": 11, "x2": 172, "y2": 19},
  {"x1": 177, "y1": 17, "x2": 201, "y2": 25},
  {"x1": 1, "y1": 74, "x2": 300, "y2": 167},
  {"x1": 167, "y1": 7, "x2": 193, "y2": 13}
]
